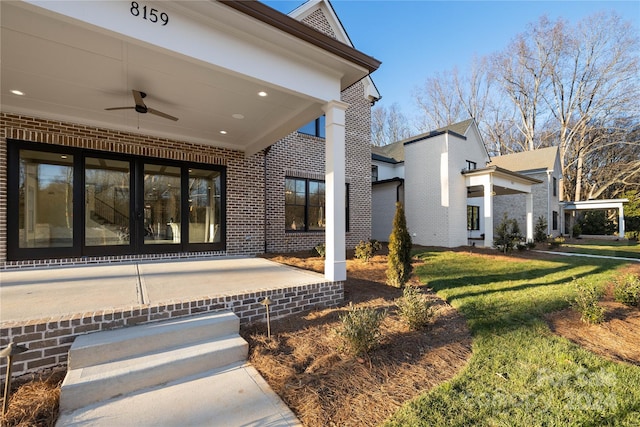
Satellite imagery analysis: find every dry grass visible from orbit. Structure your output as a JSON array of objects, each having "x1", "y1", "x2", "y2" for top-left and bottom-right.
[
  {"x1": 0, "y1": 367, "x2": 65, "y2": 427},
  {"x1": 246, "y1": 251, "x2": 473, "y2": 426}
]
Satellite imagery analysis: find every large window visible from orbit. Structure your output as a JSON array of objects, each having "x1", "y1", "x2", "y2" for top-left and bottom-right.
[
  {"x1": 285, "y1": 177, "x2": 351, "y2": 232},
  {"x1": 285, "y1": 178, "x2": 325, "y2": 232},
  {"x1": 467, "y1": 205, "x2": 480, "y2": 231},
  {"x1": 7, "y1": 140, "x2": 225, "y2": 260},
  {"x1": 18, "y1": 150, "x2": 75, "y2": 249}
]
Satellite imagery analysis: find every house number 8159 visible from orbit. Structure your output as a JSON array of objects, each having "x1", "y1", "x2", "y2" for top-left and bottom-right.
[{"x1": 130, "y1": 1, "x2": 169, "y2": 26}]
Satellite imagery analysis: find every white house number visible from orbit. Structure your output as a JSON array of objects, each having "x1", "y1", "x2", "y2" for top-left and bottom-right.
[{"x1": 130, "y1": 1, "x2": 169, "y2": 26}]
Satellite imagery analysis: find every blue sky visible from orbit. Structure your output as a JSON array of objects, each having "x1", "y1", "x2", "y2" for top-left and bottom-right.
[{"x1": 264, "y1": 1, "x2": 640, "y2": 120}]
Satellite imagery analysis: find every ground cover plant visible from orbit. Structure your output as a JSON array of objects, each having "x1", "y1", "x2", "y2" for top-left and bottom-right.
[{"x1": 385, "y1": 250, "x2": 640, "y2": 427}]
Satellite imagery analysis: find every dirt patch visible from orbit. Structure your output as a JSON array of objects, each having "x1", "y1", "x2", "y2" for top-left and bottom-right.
[
  {"x1": 546, "y1": 263, "x2": 640, "y2": 366},
  {"x1": 246, "y1": 251, "x2": 473, "y2": 426}
]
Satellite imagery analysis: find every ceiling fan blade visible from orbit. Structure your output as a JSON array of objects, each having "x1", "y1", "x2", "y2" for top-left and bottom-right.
[
  {"x1": 148, "y1": 108, "x2": 179, "y2": 121},
  {"x1": 105, "y1": 106, "x2": 135, "y2": 111},
  {"x1": 132, "y1": 90, "x2": 146, "y2": 107}
]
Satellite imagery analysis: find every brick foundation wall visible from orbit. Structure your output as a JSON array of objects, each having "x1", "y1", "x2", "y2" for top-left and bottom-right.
[{"x1": 0, "y1": 281, "x2": 343, "y2": 378}]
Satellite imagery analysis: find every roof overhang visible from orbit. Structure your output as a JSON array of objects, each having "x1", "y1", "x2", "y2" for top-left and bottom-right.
[
  {"x1": 463, "y1": 166, "x2": 543, "y2": 197},
  {"x1": 1, "y1": 0, "x2": 380, "y2": 155},
  {"x1": 561, "y1": 199, "x2": 629, "y2": 211}
]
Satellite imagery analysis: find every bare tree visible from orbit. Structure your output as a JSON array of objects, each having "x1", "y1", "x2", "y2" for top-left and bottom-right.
[
  {"x1": 371, "y1": 103, "x2": 413, "y2": 146},
  {"x1": 411, "y1": 11, "x2": 639, "y2": 201}
]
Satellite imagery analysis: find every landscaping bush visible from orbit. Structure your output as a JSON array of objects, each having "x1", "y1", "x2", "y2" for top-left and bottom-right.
[
  {"x1": 493, "y1": 213, "x2": 523, "y2": 253},
  {"x1": 387, "y1": 202, "x2": 412, "y2": 288},
  {"x1": 396, "y1": 285, "x2": 437, "y2": 330},
  {"x1": 572, "y1": 223, "x2": 582, "y2": 239},
  {"x1": 571, "y1": 277, "x2": 605, "y2": 324},
  {"x1": 534, "y1": 216, "x2": 548, "y2": 243},
  {"x1": 354, "y1": 239, "x2": 382, "y2": 263},
  {"x1": 613, "y1": 274, "x2": 640, "y2": 307},
  {"x1": 578, "y1": 210, "x2": 616, "y2": 235},
  {"x1": 314, "y1": 243, "x2": 326, "y2": 258},
  {"x1": 337, "y1": 304, "x2": 386, "y2": 356}
]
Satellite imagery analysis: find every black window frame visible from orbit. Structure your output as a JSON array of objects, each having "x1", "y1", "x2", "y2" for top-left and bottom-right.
[
  {"x1": 553, "y1": 177, "x2": 557, "y2": 197},
  {"x1": 7, "y1": 139, "x2": 226, "y2": 261},
  {"x1": 371, "y1": 165, "x2": 379, "y2": 182},
  {"x1": 466, "y1": 160, "x2": 477, "y2": 170},
  {"x1": 284, "y1": 177, "x2": 350, "y2": 233},
  {"x1": 552, "y1": 211, "x2": 558, "y2": 231},
  {"x1": 467, "y1": 205, "x2": 480, "y2": 231},
  {"x1": 298, "y1": 116, "x2": 326, "y2": 138}
]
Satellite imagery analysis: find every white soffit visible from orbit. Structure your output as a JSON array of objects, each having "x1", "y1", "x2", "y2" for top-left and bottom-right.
[{"x1": 1, "y1": 0, "x2": 369, "y2": 154}]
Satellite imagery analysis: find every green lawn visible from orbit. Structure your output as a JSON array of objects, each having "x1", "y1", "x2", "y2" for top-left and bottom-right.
[
  {"x1": 559, "y1": 239, "x2": 640, "y2": 260},
  {"x1": 384, "y1": 250, "x2": 640, "y2": 427}
]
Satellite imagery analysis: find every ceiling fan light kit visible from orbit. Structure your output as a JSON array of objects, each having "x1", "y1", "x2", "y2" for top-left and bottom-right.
[{"x1": 106, "y1": 90, "x2": 178, "y2": 121}]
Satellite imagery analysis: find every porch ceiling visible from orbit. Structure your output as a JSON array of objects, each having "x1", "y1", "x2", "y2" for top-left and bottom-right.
[
  {"x1": 1, "y1": 1, "x2": 378, "y2": 155},
  {"x1": 464, "y1": 165, "x2": 543, "y2": 198}
]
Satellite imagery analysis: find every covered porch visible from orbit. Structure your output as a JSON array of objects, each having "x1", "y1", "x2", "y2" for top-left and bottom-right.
[
  {"x1": 464, "y1": 166, "x2": 543, "y2": 247},
  {"x1": 0, "y1": 256, "x2": 341, "y2": 377},
  {"x1": 561, "y1": 199, "x2": 629, "y2": 238}
]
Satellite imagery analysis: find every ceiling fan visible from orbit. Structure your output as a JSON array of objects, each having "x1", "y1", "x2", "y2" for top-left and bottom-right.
[{"x1": 106, "y1": 90, "x2": 178, "y2": 121}]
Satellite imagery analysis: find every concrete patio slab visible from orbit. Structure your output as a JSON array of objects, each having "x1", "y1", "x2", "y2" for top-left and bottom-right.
[
  {"x1": 138, "y1": 257, "x2": 324, "y2": 303},
  {"x1": 1, "y1": 264, "x2": 140, "y2": 322}
]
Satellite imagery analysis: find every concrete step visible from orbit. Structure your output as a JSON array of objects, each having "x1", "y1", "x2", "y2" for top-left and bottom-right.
[
  {"x1": 60, "y1": 334, "x2": 248, "y2": 412},
  {"x1": 68, "y1": 310, "x2": 239, "y2": 369}
]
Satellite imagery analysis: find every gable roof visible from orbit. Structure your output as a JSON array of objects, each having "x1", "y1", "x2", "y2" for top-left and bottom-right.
[
  {"x1": 371, "y1": 119, "x2": 476, "y2": 163},
  {"x1": 288, "y1": 0, "x2": 381, "y2": 102},
  {"x1": 488, "y1": 146, "x2": 559, "y2": 173}
]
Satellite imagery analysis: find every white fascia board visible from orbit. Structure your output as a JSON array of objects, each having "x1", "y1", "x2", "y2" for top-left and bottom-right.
[{"x1": 22, "y1": 0, "x2": 343, "y2": 102}]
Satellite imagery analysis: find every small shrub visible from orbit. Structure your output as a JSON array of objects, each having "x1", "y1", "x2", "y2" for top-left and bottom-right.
[
  {"x1": 387, "y1": 202, "x2": 413, "y2": 288},
  {"x1": 396, "y1": 286, "x2": 437, "y2": 330},
  {"x1": 571, "y1": 277, "x2": 605, "y2": 324},
  {"x1": 314, "y1": 243, "x2": 326, "y2": 258},
  {"x1": 354, "y1": 239, "x2": 382, "y2": 263},
  {"x1": 493, "y1": 213, "x2": 523, "y2": 253},
  {"x1": 572, "y1": 223, "x2": 582, "y2": 238},
  {"x1": 526, "y1": 240, "x2": 536, "y2": 250},
  {"x1": 534, "y1": 216, "x2": 548, "y2": 243},
  {"x1": 548, "y1": 236, "x2": 564, "y2": 249},
  {"x1": 337, "y1": 305, "x2": 386, "y2": 356},
  {"x1": 612, "y1": 274, "x2": 640, "y2": 307}
]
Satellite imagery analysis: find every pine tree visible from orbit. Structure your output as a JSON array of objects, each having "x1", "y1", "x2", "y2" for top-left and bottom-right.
[{"x1": 386, "y1": 202, "x2": 413, "y2": 288}]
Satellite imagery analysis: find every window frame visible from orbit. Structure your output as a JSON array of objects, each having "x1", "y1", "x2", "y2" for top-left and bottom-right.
[
  {"x1": 467, "y1": 205, "x2": 480, "y2": 231},
  {"x1": 7, "y1": 139, "x2": 226, "y2": 261},
  {"x1": 284, "y1": 177, "x2": 350, "y2": 233}
]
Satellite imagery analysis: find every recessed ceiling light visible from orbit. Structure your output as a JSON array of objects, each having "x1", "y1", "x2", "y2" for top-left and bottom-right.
[
  {"x1": 232, "y1": 114, "x2": 245, "y2": 120},
  {"x1": 258, "y1": 91, "x2": 268, "y2": 97},
  {"x1": 220, "y1": 130, "x2": 228, "y2": 135},
  {"x1": 11, "y1": 90, "x2": 25, "y2": 96}
]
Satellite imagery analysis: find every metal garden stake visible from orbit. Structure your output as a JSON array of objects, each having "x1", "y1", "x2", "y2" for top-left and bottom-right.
[
  {"x1": 261, "y1": 297, "x2": 272, "y2": 339},
  {"x1": 1, "y1": 342, "x2": 28, "y2": 416}
]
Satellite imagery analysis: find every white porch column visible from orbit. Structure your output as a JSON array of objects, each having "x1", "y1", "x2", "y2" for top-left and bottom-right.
[
  {"x1": 483, "y1": 177, "x2": 493, "y2": 248},
  {"x1": 619, "y1": 204, "x2": 625, "y2": 238},
  {"x1": 526, "y1": 192, "x2": 534, "y2": 241},
  {"x1": 323, "y1": 100, "x2": 349, "y2": 282}
]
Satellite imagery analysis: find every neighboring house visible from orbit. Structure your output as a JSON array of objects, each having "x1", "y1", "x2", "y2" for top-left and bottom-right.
[
  {"x1": 372, "y1": 119, "x2": 546, "y2": 248},
  {"x1": 0, "y1": 0, "x2": 380, "y2": 281},
  {"x1": 486, "y1": 146, "x2": 563, "y2": 238}
]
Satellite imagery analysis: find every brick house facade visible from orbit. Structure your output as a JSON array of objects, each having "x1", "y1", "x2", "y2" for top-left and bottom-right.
[{"x1": 0, "y1": 0, "x2": 379, "y2": 269}]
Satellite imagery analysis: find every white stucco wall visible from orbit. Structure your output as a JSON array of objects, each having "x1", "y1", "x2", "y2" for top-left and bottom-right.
[
  {"x1": 405, "y1": 127, "x2": 490, "y2": 248},
  {"x1": 372, "y1": 181, "x2": 403, "y2": 242}
]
